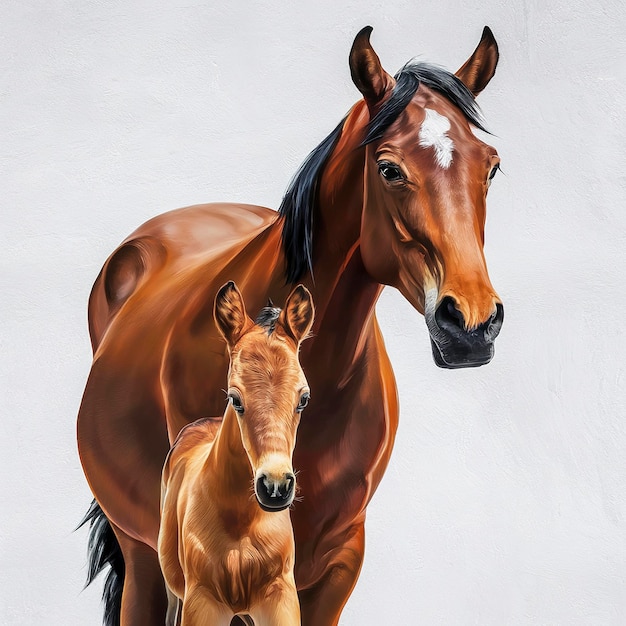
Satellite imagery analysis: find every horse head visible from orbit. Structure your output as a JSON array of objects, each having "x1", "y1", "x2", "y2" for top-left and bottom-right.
[{"x1": 351, "y1": 27, "x2": 504, "y2": 368}]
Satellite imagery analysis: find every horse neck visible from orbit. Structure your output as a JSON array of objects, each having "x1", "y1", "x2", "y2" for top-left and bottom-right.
[
  {"x1": 312, "y1": 101, "x2": 370, "y2": 297},
  {"x1": 205, "y1": 405, "x2": 253, "y2": 504},
  {"x1": 303, "y1": 102, "x2": 384, "y2": 369}
]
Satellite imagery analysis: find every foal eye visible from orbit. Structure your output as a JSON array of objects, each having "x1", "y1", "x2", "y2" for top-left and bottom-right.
[
  {"x1": 228, "y1": 393, "x2": 244, "y2": 415},
  {"x1": 378, "y1": 161, "x2": 404, "y2": 182},
  {"x1": 488, "y1": 163, "x2": 500, "y2": 181},
  {"x1": 296, "y1": 392, "x2": 310, "y2": 413}
]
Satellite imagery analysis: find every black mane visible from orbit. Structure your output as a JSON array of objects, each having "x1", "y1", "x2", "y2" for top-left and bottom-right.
[
  {"x1": 278, "y1": 62, "x2": 486, "y2": 284},
  {"x1": 364, "y1": 62, "x2": 487, "y2": 143},
  {"x1": 278, "y1": 118, "x2": 346, "y2": 284}
]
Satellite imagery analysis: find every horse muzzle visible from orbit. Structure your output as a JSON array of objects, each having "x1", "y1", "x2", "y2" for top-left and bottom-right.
[
  {"x1": 426, "y1": 296, "x2": 504, "y2": 369},
  {"x1": 254, "y1": 471, "x2": 296, "y2": 512}
]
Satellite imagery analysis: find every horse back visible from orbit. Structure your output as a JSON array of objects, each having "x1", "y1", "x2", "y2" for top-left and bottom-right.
[{"x1": 88, "y1": 203, "x2": 277, "y2": 353}]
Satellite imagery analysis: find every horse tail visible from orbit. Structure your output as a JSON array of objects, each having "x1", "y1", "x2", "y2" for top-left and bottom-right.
[{"x1": 78, "y1": 499, "x2": 125, "y2": 626}]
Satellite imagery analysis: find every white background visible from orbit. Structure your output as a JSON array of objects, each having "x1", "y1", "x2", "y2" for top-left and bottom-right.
[{"x1": 2, "y1": 1, "x2": 625, "y2": 624}]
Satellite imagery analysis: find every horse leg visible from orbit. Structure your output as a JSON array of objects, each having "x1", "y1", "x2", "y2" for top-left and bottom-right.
[
  {"x1": 298, "y1": 523, "x2": 365, "y2": 626},
  {"x1": 111, "y1": 523, "x2": 168, "y2": 626}
]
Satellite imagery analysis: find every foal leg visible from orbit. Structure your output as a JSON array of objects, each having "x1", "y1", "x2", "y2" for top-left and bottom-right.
[
  {"x1": 112, "y1": 524, "x2": 168, "y2": 626},
  {"x1": 165, "y1": 585, "x2": 181, "y2": 626},
  {"x1": 298, "y1": 523, "x2": 365, "y2": 626},
  {"x1": 252, "y1": 582, "x2": 300, "y2": 626},
  {"x1": 180, "y1": 586, "x2": 231, "y2": 626}
]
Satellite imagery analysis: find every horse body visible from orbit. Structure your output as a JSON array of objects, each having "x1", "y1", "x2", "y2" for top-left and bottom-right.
[
  {"x1": 78, "y1": 26, "x2": 504, "y2": 626},
  {"x1": 79, "y1": 202, "x2": 394, "y2": 615}
]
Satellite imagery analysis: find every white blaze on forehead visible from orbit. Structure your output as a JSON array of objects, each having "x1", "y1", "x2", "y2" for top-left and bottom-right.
[{"x1": 418, "y1": 108, "x2": 454, "y2": 169}]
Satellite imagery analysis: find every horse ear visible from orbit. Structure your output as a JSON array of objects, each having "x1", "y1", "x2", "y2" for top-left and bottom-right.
[
  {"x1": 278, "y1": 285, "x2": 315, "y2": 345},
  {"x1": 349, "y1": 26, "x2": 394, "y2": 108},
  {"x1": 455, "y1": 26, "x2": 499, "y2": 97},
  {"x1": 214, "y1": 281, "x2": 252, "y2": 347}
]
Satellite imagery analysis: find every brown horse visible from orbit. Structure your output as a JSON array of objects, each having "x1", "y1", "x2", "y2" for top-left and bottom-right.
[
  {"x1": 78, "y1": 26, "x2": 504, "y2": 626},
  {"x1": 158, "y1": 282, "x2": 314, "y2": 626}
]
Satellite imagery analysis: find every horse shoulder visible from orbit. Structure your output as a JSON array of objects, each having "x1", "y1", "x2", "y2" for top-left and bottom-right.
[
  {"x1": 291, "y1": 317, "x2": 399, "y2": 585},
  {"x1": 341, "y1": 315, "x2": 399, "y2": 503},
  {"x1": 366, "y1": 315, "x2": 400, "y2": 488}
]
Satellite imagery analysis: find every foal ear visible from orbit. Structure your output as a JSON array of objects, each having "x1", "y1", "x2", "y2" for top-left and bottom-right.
[
  {"x1": 214, "y1": 281, "x2": 252, "y2": 347},
  {"x1": 455, "y1": 26, "x2": 499, "y2": 97},
  {"x1": 279, "y1": 285, "x2": 315, "y2": 345},
  {"x1": 349, "y1": 26, "x2": 394, "y2": 108}
]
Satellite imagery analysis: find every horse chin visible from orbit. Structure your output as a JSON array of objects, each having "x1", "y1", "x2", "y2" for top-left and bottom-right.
[
  {"x1": 430, "y1": 337, "x2": 495, "y2": 369},
  {"x1": 255, "y1": 497, "x2": 293, "y2": 513}
]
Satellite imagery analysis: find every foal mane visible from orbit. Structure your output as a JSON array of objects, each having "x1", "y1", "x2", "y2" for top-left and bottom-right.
[
  {"x1": 278, "y1": 62, "x2": 487, "y2": 284},
  {"x1": 255, "y1": 304, "x2": 282, "y2": 335}
]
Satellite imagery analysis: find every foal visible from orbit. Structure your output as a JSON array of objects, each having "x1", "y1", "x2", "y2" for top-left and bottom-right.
[{"x1": 158, "y1": 281, "x2": 314, "y2": 626}]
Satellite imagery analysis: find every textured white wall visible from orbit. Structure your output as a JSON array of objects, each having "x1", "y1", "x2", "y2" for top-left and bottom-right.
[{"x1": 2, "y1": 1, "x2": 625, "y2": 624}]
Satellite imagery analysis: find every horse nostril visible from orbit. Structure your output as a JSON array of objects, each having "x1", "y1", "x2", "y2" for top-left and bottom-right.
[
  {"x1": 435, "y1": 296, "x2": 466, "y2": 332},
  {"x1": 434, "y1": 298, "x2": 504, "y2": 342},
  {"x1": 486, "y1": 303, "x2": 504, "y2": 340}
]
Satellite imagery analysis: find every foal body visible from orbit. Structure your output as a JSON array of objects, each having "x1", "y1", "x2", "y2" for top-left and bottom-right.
[
  {"x1": 159, "y1": 415, "x2": 298, "y2": 625},
  {"x1": 158, "y1": 282, "x2": 314, "y2": 626}
]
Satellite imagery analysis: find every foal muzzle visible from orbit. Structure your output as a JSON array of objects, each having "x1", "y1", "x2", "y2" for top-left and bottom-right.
[{"x1": 254, "y1": 471, "x2": 296, "y2": 512}]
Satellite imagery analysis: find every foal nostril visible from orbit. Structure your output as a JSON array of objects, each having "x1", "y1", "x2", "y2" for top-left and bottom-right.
[
  {"x1": 256, "y1": 474, "x2": 272, "y2": 498},
  {"x1": 284, "y1": 473, "x2": 295, "y2": 498}
]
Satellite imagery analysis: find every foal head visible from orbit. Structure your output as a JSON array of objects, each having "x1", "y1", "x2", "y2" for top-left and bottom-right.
[
  {"x1": 350, "y1": 27, "x2": 504, "y2": 368},
  {"x1": 214, "y1": 281, "x2": 314, "y2": 511}
]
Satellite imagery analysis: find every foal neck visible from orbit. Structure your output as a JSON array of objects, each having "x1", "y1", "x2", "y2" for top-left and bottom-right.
[{"x1": 206, "y1": 405, "x2": 253, "y2": 504}]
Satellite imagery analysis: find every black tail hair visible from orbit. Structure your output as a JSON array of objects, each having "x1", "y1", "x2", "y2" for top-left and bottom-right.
[{"x1": 77, "y1": 499, "x2": 125, "y2": 626}]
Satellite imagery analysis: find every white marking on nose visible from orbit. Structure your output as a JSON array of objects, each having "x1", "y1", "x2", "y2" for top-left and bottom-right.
[
  {"x1": 419, "y1": 108, "x2": 454, "y2": 169},
  {"x1": 424, "y1": 288, "x2": 440, "y2": 337}
]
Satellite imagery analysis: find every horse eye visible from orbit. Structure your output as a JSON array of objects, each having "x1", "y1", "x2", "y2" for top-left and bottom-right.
[
  {"x1": 296, "y1": 392, "x2": 310, "y2": 413},
  {"x1": 378, "y1": 161, "x2": 404, "y2": 182},
  {"x1": 228, "y1": 393, "x2": 244, "y2": 415}
]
